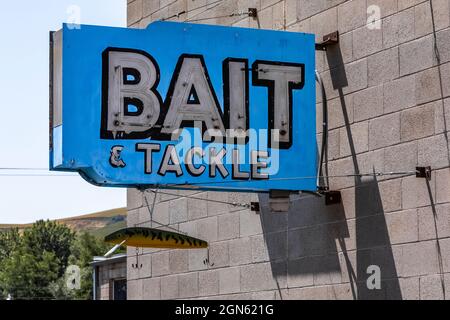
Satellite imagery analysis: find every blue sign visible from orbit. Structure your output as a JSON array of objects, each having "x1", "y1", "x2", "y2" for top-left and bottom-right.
[{"x1": 50, "y1": 21, "x2": 316, "y2": 192}]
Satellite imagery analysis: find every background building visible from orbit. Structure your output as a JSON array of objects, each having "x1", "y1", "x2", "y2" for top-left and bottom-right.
[
  {"x1": 126, "y1": 0, "x2": 450, "y2": 299},
  {"x1": 92, "y1": 254, "x2": 127, "y2": 300}
]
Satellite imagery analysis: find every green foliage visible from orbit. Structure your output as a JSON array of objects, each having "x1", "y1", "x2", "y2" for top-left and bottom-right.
[
  {"x1": 22, "y1": 220, "x2": 75, "y2": 276},
  {"x1": 0, "y1": 228, "x2": 21, "y2": 263},
  {"x1": 0, "y1": 221, "x2": 110, "y2": 300},
  {"x1": 0, "y1": 248, "x2": 60, "y2": 299}
]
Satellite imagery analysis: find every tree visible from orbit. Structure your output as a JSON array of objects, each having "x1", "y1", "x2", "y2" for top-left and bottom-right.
[
  {"x1": 0, "y1": 228, "x2": 21, "y2": 263},
  {"x1": 0, "y1": 248, "x2": 60, "y2": 299},
  {"x1": 22, "y1": 220, "x2": 75, "y2": 276},
  {"x1": 0, "y1": 228, "x2": 21, "y2": 299}
]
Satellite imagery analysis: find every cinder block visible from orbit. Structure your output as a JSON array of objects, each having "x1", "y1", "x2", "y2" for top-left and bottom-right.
[
  {"x1": 160, "y1": 275, "x2": 179, "y2": 299},
  {"x1": 339, "y1": 121, "x2": 369, "y2": 157},
  {"x1": 209, "y1": 241, "x2": 229, "y2": 268},
  {"x1": 436, "y1": 168, "x2": 450, "y2": 203},
  {"x1": 317, "y1": 129, "x2": 340, "y2": 161},
  {"x1": 353, "y1": 25, "x2": 383, "y2": 60},
  {"x1": 378, "y1": 178, "x2": 402, "y2": 212},
  {"x1": 420, "y1": 274, "x2": 445, "y2": 299},
  {"x1": 432, "y1": 0, "x2": 450, "y2": 30},
  {"x1": 414, "y1": 2, "x2": 433, "y2": 38},
  {"x1": 312, "y1": 255, "x2": 343, "y2": 285},
  {"x1": 436, "y1": 28, "x2": 450, "y2": 64},
  {"x1": 239, "y1": 209, "x2": 263, "y2": 237},
  {"x1": 218, "y1": 212, "x2": 240, "y2": 241},
  {"x1": 188, "y1": 193, "x2": 207, "y2": 220},
  {"x1": 229, "y1": 237, "x2": 252, "y2": 266},
  {"x1": 383, "y1": 74, "x2": 416, "y2": 113},
  {"x1": 285, "y1": 0, "x2": 299, "y2": 26},
  {"x1": 251, "y1": 234, "x2": 270, "y2": 263},
  {"x1": 196, "y1": 216, "x2": 218, "y2": 242},
  {"x1": 152, "y1": 201, "x2": 170, "y2": 226},
  {"x1": 127, "y1": 279, "x2": 143, "y2": 300},
  {"x1": 433, "y1": 100, "x2": 449, "y2": 134},
  {"x1": 398, "y1": 0, "x2": 422, "y2": 10},
  {"x1": 327, "y1": 94, "x2": 354, "y2": 130},
  {"x1": 264, "y1": 231, "x2": 288, "y2": 261},
  {"x1": 310, "y1": 7, "x2": 338, "y2": 42},
  {"x1": 169, "y1": 250, "x2": 188, "y2": 274},
  {"x1": 353, "y1": 84, "x2": 383, "y2": 121},
  {"x1": 328, "y1": 156, "x2": 356, "y2": 189},
  {"x1": 399, "y1": 35, "x2": 435, "y2": 76},
  {"x1": 386, "y1": 209, "x2": 419, "y2": 244},
  {"x1": 256, "y1": 5, "x2": 273, "y2": 30},
  {"x1": 179, "y1": 272, "x2": 199, "y2": 298},
  {"x1": 287, "y1": 17, "x2": 311, "y2": 33},
  {"x1": 272, "y1": 1, "x2": 285, "y2": 30},
  {"x1": 128, "y1": 188, "x2": 144, "y2": 210},
  {"x1": 128, "y1": 0, "x2": 143, "y2": 26},
  {"x1": 143, "y1": 0, "x2": 161, "y2": 17},
  {"x1": 296, "y1": 0, "x2": 328, "y2": 21},
  {"x1": 368, "y1": 48, "x2": 399, "y2": 86},
  {"x1": 285, "y1": 285, "x2": 332, "y2": 299},
  {"x1": 287, "y1": 257, "x2": 315, "y2": 288},
  {"x1": 142, "y1": 277, "x2": 161, "y2": 300},
  {"x1": 401, "y1": 172, "x2": 435, "y2": 209},
  {"x1": 367, "y1": 0, "x2": 398, "y2": 18},
  {"x1": 188, "y1": 248, "x2": 208, "y2": 271},
  {"x1": 337, "y1": 0, "x2": 367, "y2": 33},
  {"x1": 382, "y1": 8, "x2": 415, "y2": 48},
  {"x1": 178, "y1": 220, "x2": 197, "y2": 238},
  {"x1": 401, "y1": 103, "x2": 435, "y2": 142},
  {"x1": 207, "y1": 191, "x2": 229, "y2": 216},
  {"x1": 288, "y1": 225, "x2": 328, "y2": 259},
  {"x1": 442, "y1": 238, "x2": 450, "y2": 272},
  {"x1": 251, "y1": 291, "x2": 277, "y2": 300},
  {"x1": 356, "y1": 149, "x2": 385, "y2": 175},
  {"x1": 187, "y1": 0, "x2": 206, "y2": 11},
  {"x1": 219, "y1": 267, "x2": 240, "y2": 294},
  {"x1": 127, "y1": 209, "x2": 139, "y2": 227},
  {"x1": 416, "y1": 67, "x2": 442, "y2": 105},
  {"x1": 418, "y1": 204, "x2": 450, "y2": 240},
  {"x1": 167, "y1": 0, "x2": 187, "y2": 20},
  {"x1": 151, "y1": 251, "x2": 170, "y2": 277},
  {"x1": 342, "y1": 58, "x2": 368, "y2": 95},
  {"x1": 441, "y1": 62, "x2": 450, "y2": 98},
  {"x1": 399, "y1": 277, "x2": 420, "y2": 300},
  {"x1": 241, "y1": 262, "x2": 285, "y2": 292},
  {"x1": 169, "y1": 198, "x2": 188, "y2": 224},
  {"x1": 418, "y1": 134, "x2": 450, "y2": 168},
  {"x1": 150, "y1": 6, "x2": 169, "y2": 21},
  {"x1": 369, "y1": 113, "x2": 401, "y2": 150},
  {"x1": 384, "y1": 141, "x2": 418, "y2": 173},
  {"x1": 199, "y1": 270, "x2": 219, "y2": 296},
  {"x1": 397, "y1": 240, "x2": 440, "y2": 277}
]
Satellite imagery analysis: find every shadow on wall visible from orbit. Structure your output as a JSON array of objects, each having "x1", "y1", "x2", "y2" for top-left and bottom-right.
[{"x1": 259, "y1": 41, "x2": 402, "y2": 300}]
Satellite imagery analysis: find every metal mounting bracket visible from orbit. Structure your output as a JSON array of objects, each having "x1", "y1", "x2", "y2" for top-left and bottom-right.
[
  {"x1": 315, "y1": 31, "x2": 339, "y2": 51},
  {"x1": 248, "y1": 8, "x2": 258, "y2": 18},
  {"x1": 416, "y1": 166, "x2": 431, "y2": 180},
  {"x1": 250, "y1": 202, "x2": 260, "y2": 212},
  {"x1": 317, "y1": 189, "x2": 341, "y2": 206}
]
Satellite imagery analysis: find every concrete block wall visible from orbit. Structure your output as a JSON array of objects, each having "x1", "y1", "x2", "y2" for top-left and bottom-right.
[{"x1": 126, "y1": 0, "x2": 450, "y2": 299}]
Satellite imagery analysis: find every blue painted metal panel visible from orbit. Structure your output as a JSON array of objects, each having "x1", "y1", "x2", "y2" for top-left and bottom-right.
[{"x1": 50, "y1": 21, "x2": 316, "y2": 192}]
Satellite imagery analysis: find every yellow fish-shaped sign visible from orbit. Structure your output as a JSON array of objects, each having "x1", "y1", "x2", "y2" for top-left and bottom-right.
[{"x1": 104, "y1": 227, "x2": 208, "y2": 249}]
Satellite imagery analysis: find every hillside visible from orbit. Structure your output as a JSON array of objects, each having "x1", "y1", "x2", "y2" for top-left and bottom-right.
[{"x1": 0, "y1": 207, "x2": 127, "y2": 238}]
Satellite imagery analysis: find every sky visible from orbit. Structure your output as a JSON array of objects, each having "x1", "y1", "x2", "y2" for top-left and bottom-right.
[{"x1": 0, "y1": 0, "x2": 127, "y2": 223}]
